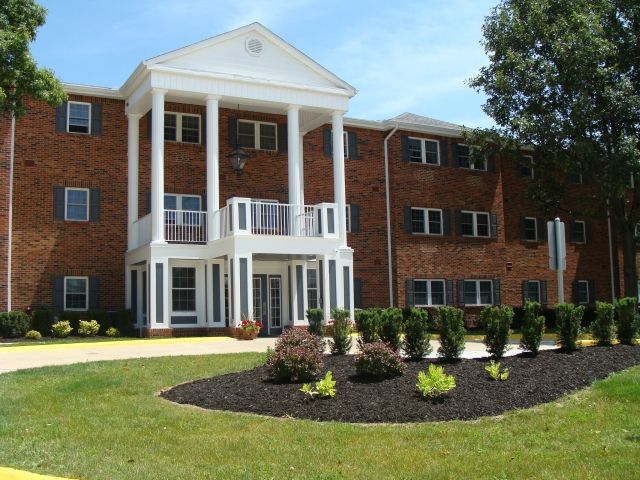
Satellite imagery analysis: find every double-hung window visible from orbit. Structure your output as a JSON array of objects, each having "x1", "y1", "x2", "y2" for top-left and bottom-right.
[
  {"x1": 523, "y1": 217, "x2": 538, "y2": 241},
  {"x1": 67, "y1": 101, "x2": 91, "y2": 133},
  {"x1": 524, "y1": 280, "x2": 541, "y2": 303},
  {"x1": 307, "y1": 269, "x2": 319, "y2": 309},
  {"x1": 576, "y1": 280, "x2": 589, "y2": 305},
  {"x1": 64, "y1": 276, "x2": 88, "y2": 310},
  {"x1": 461, "y1": 211, "x2": 490, "y2": 237},
  {"x1": 520, "y1": 155, "x2": 534, "y2": 178},
  {"x1": 238, "y1": 120, "x2": 277, "y2": 151},
  {"x1": 408, "y1": 138, "x2": 439, "y2": 165},
  {"x1": 462, "y1": 280, "x2": 493, "y2": 306},
  {"x1": 414, "y1": 279, "x2": 446, "y2": 306},
  {"x1": 164, "y1": 113, "x2": 201, "y2": 144},
  {"x1": 172, "y1": 267, "x2": 196, "y2": 312},
  {"x1": 457, "y1": 144, "x2": 486, "y2": 171},
  {"x1": 65, "y1": 188, "x2": 89, "y2": 221},
  {"x1": 573, "y1": 220, "x2": 586, "y2": 244},
  {"x1": 411, "y1": 208, "x2": 442, "y2": 235}
]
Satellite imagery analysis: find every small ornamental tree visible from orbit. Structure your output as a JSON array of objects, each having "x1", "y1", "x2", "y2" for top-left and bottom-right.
[
  {"x1": 379, "y1": 308, "x2": 403, "y2": 352},
  {"x1": 402, "y1": 308, "x2": 432, "y2": 360},
  {"x1": 436, "y1": 307, "x2": 466, "y2": 361},
  {"x1": 519, "y1": 301, "x2": 545, "y2": 354},
  {"x1": 329, "y1": 309, "x2": 353, "y2": 355},
  {"x1": 614, "y1": 297, "x2": 640, "y2": 345},
  {"x1": 555, "y1": 304, "x2": 584, "y2": 351},
  {"x1": 480, "y1": 305, "x2": 514, "y2": 359},
  {"x1": 306, "y1": 308, "x2": 324, "y2": 337},
  {"x1": 591, "y1": 301, "x2": 616, "y2": 346}
]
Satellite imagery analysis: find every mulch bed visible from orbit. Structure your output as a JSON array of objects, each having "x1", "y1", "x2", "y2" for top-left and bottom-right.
[{"x1": 160, "y1": 345, "x2": 640, "y2": 423}]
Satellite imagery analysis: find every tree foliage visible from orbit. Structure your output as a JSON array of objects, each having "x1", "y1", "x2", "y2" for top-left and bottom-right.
[{"x1": 0, "y1": 0, "x2": 66, "y2": 116}]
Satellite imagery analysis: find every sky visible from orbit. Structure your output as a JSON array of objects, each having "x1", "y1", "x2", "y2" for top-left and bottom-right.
[{"x1": 32, "y1": 0, "x2": 497, "y2": 127}]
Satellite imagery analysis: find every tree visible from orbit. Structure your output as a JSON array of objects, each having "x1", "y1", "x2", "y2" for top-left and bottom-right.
[{"x1": 469, "y1": 0, "x2": 640, "y2": 297}]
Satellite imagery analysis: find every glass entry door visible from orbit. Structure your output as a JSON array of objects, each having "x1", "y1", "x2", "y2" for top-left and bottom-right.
[{"x1": 252, "y1": 274, "x2": 282, "y2": 336}]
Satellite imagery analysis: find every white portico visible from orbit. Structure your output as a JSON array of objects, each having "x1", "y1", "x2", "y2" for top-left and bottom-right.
[{"x1": 122, "y1": 23, "x2": 356, "y2": 335}]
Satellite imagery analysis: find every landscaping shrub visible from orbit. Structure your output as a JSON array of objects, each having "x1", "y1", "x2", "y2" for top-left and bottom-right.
[
  {"x1": 300, "y1": 371, "x2": 336, "y2": 400},
  {"x1": 329, "y1": 308, "x2": 353, "y2": 355},
  {"x1": 379, "y1": 307, "x2": 403, "y2": 351},
  {"x1": 111, "y1": 309, "x2": 135, "y2": 336},
  {"x1": 78, "y1": 320, "x2": 100, "y2": 337},
  {"x1": 519, "y1": 301, "x2": 545, "y2": 354},
  {"x1": 25, "y1": 330, "x2": 42, "y2": 340},
  {"x1": 355, "y1": 341, "x2": 406, "y2": 378},
  {"x1": 485, "y1": 360, "x2": 509, "y2": 381},
  {"x1": 306, "y1": 308, "x2": 324, "y2": 337},
  {"x1": 402, "y1": 308, "x2": 432, "y2": 360},
  {"x1": 480, "y1": 305, "x2": 514, "y2": 359},
  {"x1": 614, "y1": 297, "x2": 640, "y2": 345},
  {"x1": 267, "y1": 329, "x2": 324, "y2": 382},
  {"x1": 416, "y1": 364, "x2": 456, "y2": 398},
  {"x1": 105, "y1": 327, "x2": 120, "y2": 337},
  {"x1": 591, "y1": 301, "x2": 616, "y2": 346},
  {"x1": 88, "y1": 309, "x2": 111, "y2": 335},
  {"x1": 354, "y1": 308, "x2": 382, "y2": 348},
  {"x1": 436, "y1": 307, "x2": 466, "y2": 361},
  {"x1": 51, "y1": 320, "x2": 72, "y2": 338},
  {"x1": 0, "y1": 311, "x2": 31, "y2": 338},
  {"x1": 555, "y1": 303, "x2": 584, "y2": 351},
  {"x1": 61, "y1": 311, "x2": 82, "y2": 332},
  {"x1": 31, "y1": 308, "x2": 54, "y2": 336}
]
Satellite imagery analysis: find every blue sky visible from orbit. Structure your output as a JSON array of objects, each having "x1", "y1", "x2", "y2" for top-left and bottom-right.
[{"x1": 32, "y1": 0, "x2": 497, "y2": 126}]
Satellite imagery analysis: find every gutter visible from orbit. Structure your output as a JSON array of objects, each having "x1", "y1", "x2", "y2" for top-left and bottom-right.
[{"x1": 383, "y1": 123, "x2": 399, "y2": 307}]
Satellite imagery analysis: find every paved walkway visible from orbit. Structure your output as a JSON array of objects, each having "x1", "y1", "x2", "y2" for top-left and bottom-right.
[{"x1": 0, "y1": 337, "x2": 558, "y2": 374}]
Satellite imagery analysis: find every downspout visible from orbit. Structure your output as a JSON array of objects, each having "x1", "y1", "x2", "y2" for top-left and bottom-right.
[
  {"x1": 383, "y1": 123, "x2": 399, "y2": 307},
  {"x1": 606, "y1": 199, "x2": 616, "y2": 302},
  {"x1": 7, "y1": 113, "x2": 15, "y2": 311}
]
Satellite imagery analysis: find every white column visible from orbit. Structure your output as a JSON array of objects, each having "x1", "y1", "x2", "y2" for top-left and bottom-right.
[
  {"x1": 206, "y1": 95, "x2": 220, "y2": 241},
  {"x1": 298, "y1": 133, "x2": 305, "y2": 206},
  {"x1": 127, "y1": 113, "x2": 141, "y2": 250},
  {"x1": 151, "y1": 89, "x2": 167, "y2": 244},
  {"x1": 287, "y1": 105, "x2": 301, "y2": 206},
  {"x1": 332, "y1": 111, "x2": 347, "y2": 245}
]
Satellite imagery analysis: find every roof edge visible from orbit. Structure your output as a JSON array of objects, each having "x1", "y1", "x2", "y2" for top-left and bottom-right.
[{"x1": 63, "y1": 83, "x2": 123, "y2": 100}]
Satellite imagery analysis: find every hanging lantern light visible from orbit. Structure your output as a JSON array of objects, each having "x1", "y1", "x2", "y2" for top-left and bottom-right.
[{"x1": 228, "y1": 104, "x2": 248, "y2": 174}]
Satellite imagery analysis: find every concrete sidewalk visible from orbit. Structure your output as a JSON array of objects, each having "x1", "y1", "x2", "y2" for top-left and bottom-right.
[{"x1": 0, "y1": 337, "x2": 558, "y2": 374}]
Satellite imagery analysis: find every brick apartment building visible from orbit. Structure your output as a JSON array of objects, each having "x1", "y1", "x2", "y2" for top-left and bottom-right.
[{"x1": 0, "y1": 23, "x2": 631, "y2": 335}]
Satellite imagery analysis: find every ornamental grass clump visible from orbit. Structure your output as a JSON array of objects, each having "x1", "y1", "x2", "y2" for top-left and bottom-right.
[
  {"x1": 77, "y1": 320, "x2": 100, "y2": 337},
  {"x1": 555, "y1": 303, "x2": 584, "y2": 351},
  {"x1": 306, "y1": 308, "x2": 325, "y2": 337},
  {"x1": 436, "y1": 307, "x2": 466, "y2": 361},
  {"x1": 591, "y1": 301, "x2": 616, "y2": 346},
  {"x1": 416, "y1": 364, "x2": 456, "y2": 398},
  {"x1": 267, "y1": 329, "x2": 324, "y2": 382},
  {"x1": 402, "y1": 308, "x2": 432, "y2": 360},
  {"x1": 379, "y1": 307, "x2": 403, "y2": 352},
  {"x1": 329, "y1": 308, "x2": 353, "y2": 355},
  {"x1": 614, "y1": 297, "x2": 640, "y2": 345},
  {"x1": 355, "y1": 341, "x2": 406, "y2": 378},
  {"x1": 519, "y1": 301, "x2": 545, "y2": 354},
  {"x1": 51, "y1": 320, "x2": 72, "y2": 338},
  {"x1": 354, "y1": 308, "x2": 382, "y2": 349},
  {"x1": 481, "y1": 305, "x2": 514, "y2": 359}
]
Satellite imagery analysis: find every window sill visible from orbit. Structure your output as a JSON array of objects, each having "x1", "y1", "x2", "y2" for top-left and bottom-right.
[{"x1": 409, "y1": 161, "x2": 441, "y2": 167}]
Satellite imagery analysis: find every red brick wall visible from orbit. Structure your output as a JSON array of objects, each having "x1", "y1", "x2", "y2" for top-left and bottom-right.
[{"x1": 0, "y1": 113, "x2": 11, "y2": 311}]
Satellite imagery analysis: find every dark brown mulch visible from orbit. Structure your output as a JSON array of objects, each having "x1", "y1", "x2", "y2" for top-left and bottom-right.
[{"x1": 160, "y1": 345, "x2": 640, "y2": 423}]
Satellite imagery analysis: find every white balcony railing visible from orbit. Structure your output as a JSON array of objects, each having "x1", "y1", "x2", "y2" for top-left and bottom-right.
[
  {"x1": 165, "y1": 210, "x2": 208, "y2": 243},
  {"x1": 250, "y1": 202, "x2": 316, "y2": 236}
]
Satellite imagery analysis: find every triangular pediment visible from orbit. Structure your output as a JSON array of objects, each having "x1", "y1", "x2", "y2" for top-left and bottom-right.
[{"x1": 146, "y1": 23, "x2": 355, "y2": 95}]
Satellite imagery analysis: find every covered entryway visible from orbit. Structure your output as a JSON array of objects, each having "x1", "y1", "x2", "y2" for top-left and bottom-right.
[{"x1": 252, "y1": 273, "x2": 283, "y2": 336}]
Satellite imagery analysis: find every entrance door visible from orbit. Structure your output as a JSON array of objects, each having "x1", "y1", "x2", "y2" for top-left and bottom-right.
[
  {"x1": 268, "y1": 275, "x2": 282, "y2": 335},
  {"x1": 252, "y1": 274, "x2": 282, "y2": 336},
  {"x1": 252, "y1": 275, "x2": 268, "y2": 336}
]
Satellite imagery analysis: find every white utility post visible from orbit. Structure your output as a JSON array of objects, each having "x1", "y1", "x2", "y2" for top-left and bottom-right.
[{"x1": 548, "y1": 217, "x2": 566, "y2": 303}]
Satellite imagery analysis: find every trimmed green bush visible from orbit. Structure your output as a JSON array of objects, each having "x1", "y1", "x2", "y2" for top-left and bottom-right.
[
  {"x1": 306, "y1": 308, "x2": 325, "y2": 337},
  {"x1": 555, "y1": 303, "x2": 584, "y2": 351},
  {"x1": 480, "y1": 305, "x2": 514, "y2": 359},
  {"x1": 354, "y1": 308, "x2": 382, "y2": 348},
  {"x1": 105, "y1": 327, "x2": 120, "y2": 337},
  {"x1": 111, "y1": 309, "x2": 135, "y2": 336},
  {"x1": 266, "y1": 328, "x2": 324, "y2": 382},
  {"x1": 402, "y1": 308, "x2": 432, "y2": 360},
  {"x1": 519, "y1": 301, "x2": 545, "y2": 354},
  {"x1": 614, "y1": 297, "x2": 640, "y2": 345},
  {"x1": 78, "y1": 320, "x2": 100, "y2": 337},
  {"x1": 329, "y1": 308, "x2": 353, "y2": 355},
  {"x1": 592, "y1": 301, "x2": 616, "y2": 346},
  {"x1": 31, "y1": 308, "x2": 54, "y2": 336},
  {"x1": 436, "y1": 307, "x2": 466, "y2": 361},
  {"x1": 379, "y1": 307, "x2": 403, "y2": 351},
  {"x1": 51, "y1": 320, "x2": 72, "y2": 338},
  {"x1": 0, "y1": 311, "x2": 31, "y2": 338},
  {"x1": 61, "y1": 311, "x2": 82, "y2": 332},
  {"x1": 25, "y1": 330, "x2": 42, "y2": 340},
  {"x1": 355, "y1": 341, "x2": 406, "y2": 378}
]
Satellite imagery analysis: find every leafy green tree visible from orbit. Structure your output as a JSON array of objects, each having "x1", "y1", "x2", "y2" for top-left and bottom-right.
[
  {"x1": 1, "y1": 0, "x2": 66, "y2": 116},
  {"x1": 469, "y1": 0, "x2": 640, "y2": 296}
]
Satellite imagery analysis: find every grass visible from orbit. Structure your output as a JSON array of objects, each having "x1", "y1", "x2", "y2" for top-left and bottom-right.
[
  {"x1": 0, "y1": 336, "x2": 132, "y2": 348},
  {"x1": 0, "y1": 354, "x2": 639, "y2": 479}
]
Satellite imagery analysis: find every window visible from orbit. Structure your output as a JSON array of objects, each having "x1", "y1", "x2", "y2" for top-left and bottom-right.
[
  {"x1": 523, "y1": 217, "x2": 538, "y2": 241},
  {"x1": 463, "y1": 280, "x2": 493, "y2": 306},
  {"x1": 457, "y1": 144, "x2": 486, "y2": 170},
  {"x1": 328, "y1": 131, "x2": 350, "y2": 158},
  {"x1": 461, "y1": 211, "x2": 490, "y2": 237},
  {"x1": 569, "y1": 168, "x2": 583, "y2": 184},
  {"x1": 172, "y1": 267, "x2": 196, "y2": 312},
  {"x1": 576, "y1": 280, "x2": 589, "y2": 305},
  {"x1": 520, "y1": 155, "x2": 534, "y2": 178},
  {"x1": 410, "y1": 208, "x2": 442, "y2": 235},
  {"x1": 524, "y1": 280, "x2": 541, "y2": 303},
  {"x1": 164, "y1": 112, "x2": 201, "y2": 144},
  {"x1": 238, "y1": 120, "x2": 277, "y2": 151},
  {"x1": 164, "y1": 194, "x2": 201, "y2": 224},
  {"x1": 345, "y1": 204, "x2": 351, "y2": 233},
  {"x1": 408, "y1": 137, "x2": 439, "y2": 165},
  {"x1": 67, "y1": 101, "x2": 91, "y2": 133},
  {"x1": 64, "y1": 276, "x2": 88, "y2": 310},
  {"x1": 573, "y1": 220, "x2": 586, "y2": 244},
  {"x1": 414, "y1": 279, "x2": 446, "y2": 306},
  {"x1": 307, "y1": 269, "x2": 318, "y2": 309},
  {"x1": 65, "y1": 188, "x2": 89, "y2": 221}
]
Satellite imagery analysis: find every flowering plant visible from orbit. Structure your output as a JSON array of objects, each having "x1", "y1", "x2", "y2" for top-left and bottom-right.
[{"x1": 241, "y1": 318, "x2": 262, "y2": 332}]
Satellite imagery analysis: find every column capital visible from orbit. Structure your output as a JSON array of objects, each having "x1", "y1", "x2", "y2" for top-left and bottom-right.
[
  {"x1": 287, "y1": 104, "x2": 301, "y2": 112},
  {"x1": 331, "y1": 110, "x2": 346, "y2": 118},
  {"x1": 126, "y1": 112, "x2": 143, "y2": 120},
  {"x1": 150, "y1": 88, "x2": 168, "y2": 96},
  {"x1": 205, "y1": 94, "x2": 222, "y2": 102}
]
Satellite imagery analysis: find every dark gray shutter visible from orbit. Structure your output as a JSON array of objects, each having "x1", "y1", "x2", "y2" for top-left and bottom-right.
[
  {"x1": 354, "y1": 278, "x2": 363, "y2": 309},
  {"x1": 55, "y1": 102, "x2": 68, "y2": 132},
  {"x1": 442, "y1": 209, "x2": 451, "y2": 236},
  {"x1": 521, "y1": 280, "x2": 528, "y2": 304},
  {"x1": 53, "y1": 276, "x2": 64, "y2": 310},
  {"x1": 201, "y1": 194, "x2": 207, "y2": 211},
  {"x1": 278, "y1": 123, "x2": 288, "y2": 153},
  {"x1": 490, "y1": 213, "x2": 498, "y2": 238},
  {"x1": 458, "y1": 280, "x2": 466, "y2": 306},
  {"x1": 146, "y1": 110, "x2": 152, "y2": 140},
  {"x1": 493, "y1": 279, "x2": 501, "y2": 305},
  {"x1": 453, "y1": 143, "x2": 460, "y2": 167},
  {"x1": 455, "y1": 210, "x2": 462, "y2": 236},
  {"x1": 89, "y1": 277, "x2": 100, "y2": 309},
  {"x1": 401, "y1": 135, "x2": 409, "y2": 162},
  {"x1": 323, "y1": 128, "x2": 332, "y2": 157},
  {"x1": 145, "y1": 191, "x2": 151, "y2": 215},
  {"x1": 572, "y1": 280, "x2": 579, "y2": 304},
  {"x1": 487, "y1": 151, "x2": 496, "y2": 171},
  {"x1": 406, "y1": 278, "x2": 415, "y2": 307},
  {"x1": 440, "y1": 140, "x2": 448, "y2": 166},
  {"x1": 90, "y1": 103, "x2": 102, "y2": 135},
  {"x1": 589, "y1": 280, "x2": 596, "y2": 303},
  {"x1": 445, "y1": 279, "x2": 454, "y2": 305},
  {"x1": 348, "y1": 131, "x2": 358, "y2": 159},
  {"x1": 585, "y1": 221, "x2": 592, "y2": 244},
  {"x1": 89, "y1": 188, "x2": 101, "y2": 222},
  {"x1": 350, "y1": 204, "x2": 360, "y2": 233},
  {"x1": 540, "y1": 280, "x2": 548, "y2": 305},
  {"x1": 54, "y1": 186, "x2": 65, "y2": 219},
  {"x1": 520, "y1": 217, "x2": 527, "y2": 240},
  {"x1": 537, "y1": 218, "x2": 546, "y2": 241},
  {"x1": 201, "y1": 114, "x2": 206, "y2": 146},
  {"x1": 570, "y1": 221, "x2": 578, "y2": 243},
  {"x1": 228, "y1": 116, "x2": 238, "y2": 147},
  {"x1": 404, "y1": 206, "x2": 413, "y2": 233}
]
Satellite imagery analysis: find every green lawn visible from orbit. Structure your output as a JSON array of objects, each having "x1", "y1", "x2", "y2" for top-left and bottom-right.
[
  {"x1": 0, "y1": 353, "x2": 639, "y2": 479},
  {"x1": 0, "y1": 336, "x2": 135, "y2": 348}
]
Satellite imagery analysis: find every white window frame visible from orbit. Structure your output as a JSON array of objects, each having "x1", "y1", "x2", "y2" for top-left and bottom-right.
[
  {"x1": 164, "y1": 112, "x2": 201, "y2": 144},
  {"x1": 345, "y1": 204, "x2": 351, "y2": 233},
  {"x1": 67, "y1": 101, "x2": 91, "y2": 134},
  {"x1": 64, "y1": 276, "x2": 89, "y2": 311},
  {"x1": 463, "y1": 279, "x2": 494, "y2": 306},
  {"x1": 238, "y1": 120, "x2": 277, "y2": 151},
  {"x1": 520, "y1": 155, "x2": 534, "y2": 178},
  {"x1": 307, "y1": 269, "x2": 319, "y2": 310},
  {"x1": 573, "y1": 220, "x2": 586, "y2": 244},
  {"x1": 409, "y1": 137, "x2": 440, "y2": 165},
  {"x1": 461, "y1": 210, "x2": 490, "y2": 238},
  {"x1": 328, "y1": 131, "x2": 350, "y2": 158},
  {"x1": 411, "y1": 207, "x2": 443, "y2": 235},
  {"x1": 524, "y1": 280, "x2": 541, "y2": 303},
  {"x1": 458, "y1": 144, "x2": 487, "y2": 171},
  {"x1": 64, "y1": 187, "x2": 90, "y2": 222},
  {"x1": 414, "y1": 279, "x2": 446, "y2": 307},
  {"x1": 524, "y1": 216, "x2": 538, "y2": 241},
  {"x1": 171, "y1": 266, "x2": 197, "y2": 314},
  {"x1": 164, "y1": 194, "x2": 202, "y2": 226},
  {"x1": 576, "y1": 280, "x2": 590, "y2": 305}
]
